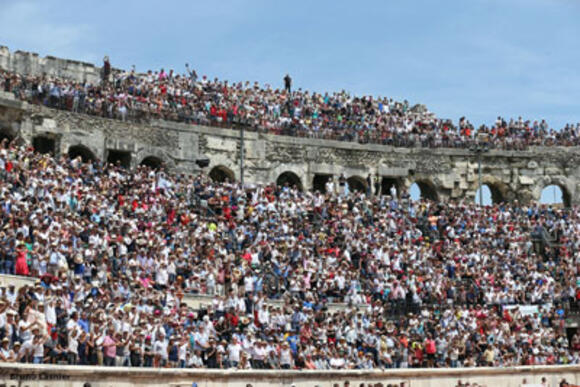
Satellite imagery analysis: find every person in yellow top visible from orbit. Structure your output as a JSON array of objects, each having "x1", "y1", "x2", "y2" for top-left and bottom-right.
[{"x1": 482, "y1": 344, "x2": 494, "y2": 366}]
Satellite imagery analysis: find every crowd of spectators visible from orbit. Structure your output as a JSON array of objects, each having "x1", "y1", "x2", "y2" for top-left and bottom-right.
[
  {"x1": 0, "y1": 139, "x2": 578, "y2": 370},
  {"x1": 3, "y1": 64, "x2": 580, "y2": 149}
]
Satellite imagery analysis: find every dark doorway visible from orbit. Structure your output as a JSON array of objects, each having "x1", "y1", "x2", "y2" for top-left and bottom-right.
[
  {"x1": 277, "y1": 172, "x2": 303, "y2": 191},
  {"x1": 107, "y1": 150, "x2": 132, "y2": 168},
  {"x1": 381, "y1": 177, "x2": 403, "y2": 197},
  {"x1": 209, "y1": 166, "x2": 235, "y2": 182},
  {"x1": 347, "y1": 176, "x2": 367, "y2": 193},
  {"x1": 68, "y1": 145, "x2": 96, "y2": 162},
  {"x1": 33, "y1": 136, "x2": 56, "y2": 155},
  {"x1": 0, "y1": 129, "x2": 14, "y2": 143},
  {"x1": 140, "y1": 156, "x2": 163, "y2": 170},
  {"x1": 313, "y1": 174, "x2": 332, "y2": 193}
]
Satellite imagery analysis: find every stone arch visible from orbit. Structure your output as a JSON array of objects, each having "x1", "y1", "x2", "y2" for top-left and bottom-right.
[
  {"x1": 410, "y1": 179, "x2": 438, "y2": 201},
  {"x1": 68, "y1": 144, "x2": 97, "y2": 162},
  {"x1": 140, "y1": 156, "x2": 164, "y2": 170},
  {"x1": 32, "y1": 135, "x2": 57, "y2": 155},
  {"x1": 313, "y1": 174, "x2": 333, "y2": 193},
  {"x1": 347, "y1": 175, "x2": 367, "y2": 193},
  {"x1": 540, "y1": 183, "x2": 571, "y2": 207},
  {"x1": 209, "y1": 165, "x2": 235, "y2": 183},
  {"x1": 381, "y1": 177, "x2": 403, "y2": 197},
  {"x1": 135, "y1": 147, "x2": 176, "y2": 170},
  {"x1": 0, "y1": 129, "x2": 14, "y2": 143},
  {"x1": 276, "y1": 171, "x2": 303, "y2": 191},
  {"x1": 107, "y1": 150, "x2": 132, "y2": 168},
  {"x1": 476, "y1": 178, "x2": 510, "y2": 205}
]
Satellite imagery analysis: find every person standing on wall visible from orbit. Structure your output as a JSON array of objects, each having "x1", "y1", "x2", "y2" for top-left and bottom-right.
[
  {"x1": 374, "y1": 174, "x2": 381, "y2": 196},
  {"x1": 102, "y1": 56, "x2": 111, "y2": 84},
  {"x1": 284, "y1": 74, "x2": 292, "y2": 93}
]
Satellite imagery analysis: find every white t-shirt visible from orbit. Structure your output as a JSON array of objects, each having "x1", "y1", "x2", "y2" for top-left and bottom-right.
[
  {"x1": 68, "y1": 335, "x2": 78, "y2": 354},
  {"x1": 178, "y1": 343, "x2": 188, "y2": 361},
  {"x1": 280, "y1": 348, "x2": 292, "y2": 366},
  {"x1": 25, "y1": 339, "x2": 44, "y2": 357},
  {"x1": 244, "y1": 276, "x2": 254, "y2": 293},
  {"x1": 228, "y1": 343, "x2": 242, "y2": 362},
  {"x1": 45, "y1": 305, "x2": 56, "y2": 325},
  {"x1": 156, "y1": 268, "x2": 168, "y2": 286},
  {"x1": 253, "y1": 346, "x2": 266, "y2": 360},
  {"x1": 154, "y1": 340, "x2": 168, "y2": 360},
  {"x1": 330, "y1": 356, "x2": 346, "y2": 369}
]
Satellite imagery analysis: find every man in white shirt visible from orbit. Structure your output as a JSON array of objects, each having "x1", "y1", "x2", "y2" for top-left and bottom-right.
[
  {"x1": 156, "y1": 263, "x2": 169, "y2": 289},
  {"x1": 244, "y1": 272, "x2": 254, "y2": 296},
  {"x1": 26, "y1": 327, "x2": 48, "y2": 364},
  {"x1": 227, "y1": 337, "x2": 242, "y2": 368},
  {"x1": 153, "y1": 332, "x2": 168, "y2": 367}
]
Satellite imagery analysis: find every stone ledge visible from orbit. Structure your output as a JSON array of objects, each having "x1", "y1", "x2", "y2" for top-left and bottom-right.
[
  {"x1": 1, "y1": 362, "x2": 577, "y2": 377},
  {"x1": 0, "y1": 363, "x2": 578, "y2": 387}
]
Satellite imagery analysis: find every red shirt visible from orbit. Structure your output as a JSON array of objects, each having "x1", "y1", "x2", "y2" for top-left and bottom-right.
[{"x1": 425, "y1": 339, "x2": 436, "y2": 354}]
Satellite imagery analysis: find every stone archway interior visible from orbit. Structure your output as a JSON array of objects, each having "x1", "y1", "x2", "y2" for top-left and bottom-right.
[
  {"x1": 475, "y1": 183, "x2": 504, "y2": 205},
  {"x1": 347, "y1": 176, "x2": 367, "y2": 192},
  {"x1": 141, "y1": 156, "x2": 163, "y2": 170},
  {"x1": 381, "y1": 177, "x2": 403, "y2": 197},
  {"x1": 0, "y1": 129, "x2": 14, "y2": 143},
  {"x1": 410, "y1": 180, "x2": 438, "y2": 201},
  {"x1": 540, "y1": 184, "x2": 570, "y2": 207},
  {"x1": 313, "y1": 174, "x2": 332, "y2": 193},
  {"x1": 209, "y1": 166, "x2": 235, "y2": 183},
  {"x1": 68, "y1": 145, "x2": 96, "y2": 162},
  {"x1": 107, "y1": 150, "x2": 132, "y2": 168},
  {"x1": 276, "y1": 172, "x2": 302, "y2": 191},
  {"x1": 33, "y1": 135, "x2": 56, "y2": 155}
]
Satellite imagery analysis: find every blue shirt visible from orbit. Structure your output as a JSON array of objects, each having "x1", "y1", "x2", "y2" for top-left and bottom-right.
[
  {"x1": 78, "y1": 318, "x2": 90, "y2": 333},
  {"x1": 286, "y1": 335, "x2": 299, "y2": 354}
]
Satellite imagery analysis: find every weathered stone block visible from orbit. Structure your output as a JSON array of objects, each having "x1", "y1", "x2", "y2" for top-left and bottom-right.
[
  {"x1": 378, "y1": 166, "x2": 408, "y2": 176},
  {"x1": 544, "y1": 167, "x2": 562, "y2": 176},
  {"x1": 528, "y1": 160, "x2": 538, "y2": 169},
  {"x1": 519, "y1": 169, "x2": 539, "y2": 176},
  {"x1": 206, "y1": 136, "x2": 236, "y2": 152},
  {"x1": 519, "y1": 176, "x2": 535, "y2": 185}
]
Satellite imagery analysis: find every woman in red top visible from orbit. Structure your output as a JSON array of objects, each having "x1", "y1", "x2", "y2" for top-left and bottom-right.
[{"x1": 14, "y1": 244, "x2": 29, "y2": 276}]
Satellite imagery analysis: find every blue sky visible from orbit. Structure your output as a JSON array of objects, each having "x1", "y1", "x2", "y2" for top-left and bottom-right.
[{"x1": 1, "y1": 0, "x2": 577, "y2": 204}]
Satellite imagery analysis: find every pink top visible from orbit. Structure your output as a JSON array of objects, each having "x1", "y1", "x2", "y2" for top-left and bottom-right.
[{"x1": 103, "y1": 335, "x2": 116, "y2": 358}]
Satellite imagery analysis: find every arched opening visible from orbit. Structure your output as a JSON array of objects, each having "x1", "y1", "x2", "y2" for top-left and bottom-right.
[
  {"x1": 68, "y1": 145, "x2": 96, "y2": 163},
  {"x1": 276, "y1": 171, "x2": 303, "y2": 191},
  {"x1": 107, "y1": 150, "x2": 132, "y2": 169},
  {"x1": 409, "y1": 180, "x2": 438, "y2": 201},
  {"x1": 381, "y1": 177, "x2": 403, "y2": 198},
  {"x1": 540, "y1": 185, "x2": 570, "y2": 207},
  {"x1": 140, "y1": 156, "x2": 163, "y2": 170},
  {"x1": 0, "y1": 129, "x2": 14, "y2": 144},
  {"x1": 475, "y1": 183, "x2": 504, "y2": 206},
  {"x1": 209, "y1": 166, "x2": 235, "y2": 183},
  {"x1": 347, "y1": 176, "x2": 367, "y2": 193},
  {"x1": 313, "y1": 174, "x2": 332, "y2": 193},
  {"x1": 33, "y1": 135, "x2": 56, "y2": 155}
]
